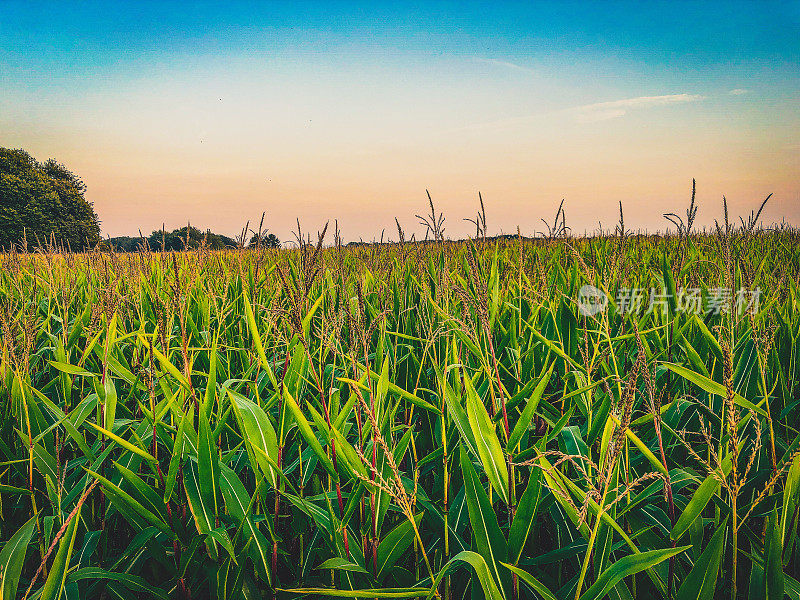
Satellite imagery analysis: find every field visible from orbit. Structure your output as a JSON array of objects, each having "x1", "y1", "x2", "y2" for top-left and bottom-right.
[{"x1": 1, "y1": 228, "x2": 799, "y2": 600}]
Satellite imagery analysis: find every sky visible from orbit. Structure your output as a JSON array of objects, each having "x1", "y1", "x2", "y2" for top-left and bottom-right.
[{"x1": 1, "y1": 1, "x2": 799, "y2": 241}]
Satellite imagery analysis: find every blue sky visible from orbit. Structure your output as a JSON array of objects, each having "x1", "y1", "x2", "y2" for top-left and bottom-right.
[{"x1": 2, "y1": 1, "x2": 798, "y2": 239}]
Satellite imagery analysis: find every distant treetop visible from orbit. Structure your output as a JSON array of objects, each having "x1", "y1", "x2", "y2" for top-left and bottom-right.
[
  {"x1": 248, "y1": 232, "x2": 281, "y2": 248},
  {"x1": 105, "y1": 226, "x2": 239, "y2": 252},
  {"x1": 147, "y1": 226, "x2": 238, "y2": 251}
]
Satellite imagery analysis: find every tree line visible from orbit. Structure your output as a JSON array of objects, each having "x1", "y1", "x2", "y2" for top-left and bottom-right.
[
  {"x1": 105, "y1": 228, "x2": 280, "y2": 251},
  {"x1": 0, "y1": 148, "x2": 280, "y2": 251}
]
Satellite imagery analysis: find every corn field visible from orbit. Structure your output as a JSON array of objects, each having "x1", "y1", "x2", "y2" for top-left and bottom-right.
[{"x1": 1, "y1": 228, "x2": 799, "y2": 600}]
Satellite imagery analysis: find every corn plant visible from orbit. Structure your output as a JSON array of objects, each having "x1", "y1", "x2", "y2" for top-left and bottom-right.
[{"x1": 0, "y1": 227, "x2": 799, "y2": 600}]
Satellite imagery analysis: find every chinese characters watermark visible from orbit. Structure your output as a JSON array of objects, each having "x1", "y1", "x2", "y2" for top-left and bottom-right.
[{"x1": 577, "y1": 285, "x2": 760, "y2": 316}]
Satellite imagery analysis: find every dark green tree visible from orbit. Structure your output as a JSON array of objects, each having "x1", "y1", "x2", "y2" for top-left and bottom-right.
[
  {"x1": 0, "y1": 148, "x2": 101, "y2": 250},
  {"x1": 147, "y1": 226, "x2": 237, "y2": 251},
  {"x1": 102, "y1": 236, "x2": 145, "y2": 252},
  {"x1": 248, "y1": 232, "x2": 281, "y2": 248}
]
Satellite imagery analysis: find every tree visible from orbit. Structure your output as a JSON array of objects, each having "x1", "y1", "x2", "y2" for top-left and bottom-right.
[
  {"x1": 248, "y1": 232, "x2": 281, "y2": 248},
  {"x1": 0, "y1": 148, "x2": 101, "y2": 250},
  {"x1": 102, "y1": 236, "x2": 145, "y2": 252},
  {"x1": 147, "y1": 226, "x2": 237, "y2": 251}
]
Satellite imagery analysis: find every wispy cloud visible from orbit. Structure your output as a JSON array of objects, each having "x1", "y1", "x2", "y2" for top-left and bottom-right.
[
  {"x1": 574, "y1": 93, "x2": 706, "y2": 122},
  {"x1": 453, "y1": 93, "x2": 705, "y2": 133},
  {"x1": 474, "y1": 57, "x2": 536, "y2": 75},
  {"x1": 729, "y1": 88, "x2": 749, "y2": 95}
]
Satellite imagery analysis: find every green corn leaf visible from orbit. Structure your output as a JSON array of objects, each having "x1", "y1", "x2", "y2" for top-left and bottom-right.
[
  {"x1": 0, "y1": 515, "x2": 37, "y2": 600},
  {"x1": 65, "y1": 568, "x2": 171, "y2": 600},
  {"x1": 302, "y1": 293, "x2": 324, "y2": 339},
  {"x1": 672, "y1": 449, "x2": 736, "y2": 540},
  {"x1": 661, "y1": 251, "x2": 678, "y2": 315},
  {"x1": 678, "y1": 332, "x2": 710, "y2": 378},
  {"x1": 507, "y1": 361, "x2": 553, "y2": 450},
  {"x1": 204, "y1": 333, "x2": 217, "y2": 419},
  {"x1": 376, "y1": 513, "x2": 423, "y2": 579},
  {"x1": 459, "y1": 446, "x2": 507, "y2": 591},
  {"x1": 40, "y1": 507, "x2": 82, "y2": 600},
  {"x1": 692, "y1": 315, "x2": 724, "y2": 365},
  {"x1": 102, "y1": 377, "x2": 117, "y2": 432},
  {"x1": 441, "y1": 374, "x2": 479, "y2": 458},
  {"x1": 113, "y1": 462, "x2": 170, "y2": 526},
  {"x1": 427, "y1": 550, "x2": 506, "y2": 600},
  {"x1": 0, "y1": 484, "x2": 31, "y2": 495},
  {"x1": 276, "y1": 588, "x2": 430, "y2": 598},
  {"x1": 765, "y1": 508, "x2": 785, "y2": 600},
  {"x1": 508, "y1": 468, "x2": 542, "y2": 564},
  {"x1": 184, "y1": 459, "x2": 219, "y2": 560},
  {"x1": 207, "y1": 526, "x2": 237, "y2": 562},
  {"x1": 219, "y1": 463, "x2": 272, "y2": 583},
  {"x1": 283, "y1": 389, "x2": 336, "y2": 478},
  {"x1": 528, "y1": 326, "x2": 583, "y2": 372},
  {"x1": 579, "y1": 546, "x2": 689, "y2": 600},
  {"x1": 364, "y1": 369, "x2": 440, "y2": 414},
  {"x1": 464, "y1": 376, "x2": 509, "y2": 504},
  {"x1": 500, "y1": 563, "x2": 557, "y2": 600},
  {"x1": 34, "y1": 392, "x2": 95, "y2": 460},
  {"x1": 317, "y1": 557, "x2": 368, "y2": 574},
  {"x1": 489, "y1": 244, "x2": 500, "y2": 327},
  {"x1": 677, "y1": 519, "x2": 727, "y2": 600},
  {"x1": 782, "y1": 452, "x2": 800, "y2": 549},
  {"x1": 328, "y1": 421, "x2": 368, "y2": 481},
  {"x1": 228, "y1": 389, "x2": 279, "y2": 487},
  {"x1": 242, "y1": 289, "x2": 279, "y2": 390},
  {"x1": 165, "y1": 406, "x2": 192, "y2": 502},
  {"x1": 663, "y1": 362, "x2": 767, "y2": 417},
  {"x1": 600, "y1": 410, "x2": 669, "y2": 477},
  {"x1": 86, "y1": 468, "x2": 172, "y2": 535},
  {"x1": 749, "y1": 562, "x2": 765, "y2": 599},
  {"x1": 84, "y1": 421, "x2": 157, "y2": 464},
  {"x1": 198, "y1": 411, "x2": 221, "y2": 522},
  {"x1": 138, "y1": 334, "x2": 191, "y2": 391},
  {"x1": 47, "y1": 361, "x2": 95, "y2": 377}
]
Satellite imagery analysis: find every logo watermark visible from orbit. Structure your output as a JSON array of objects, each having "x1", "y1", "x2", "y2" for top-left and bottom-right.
[
  {"x1": 576, "y1": 286, "x2": 760, "y2": 316},
  {"x1": 577, "y1": 285, "x2": 608, "y2": 316}
]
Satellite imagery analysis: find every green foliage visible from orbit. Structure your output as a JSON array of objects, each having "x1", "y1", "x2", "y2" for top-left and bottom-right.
[
  {"x1": 248, "y1": 232, "x2": 281, "y2": 248},
  {"x1": 103, "y1": 227, "x2": 241, "y2": 252},
  {"x1": 0, "y1": 147, "x2": 100, "y2": 250},
  {"x1": 146, "y1": 226, "x2": 238, "y2": 251},
  {"x1": 0, "y1": 230, "x2": 799, "y2": 599}
]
